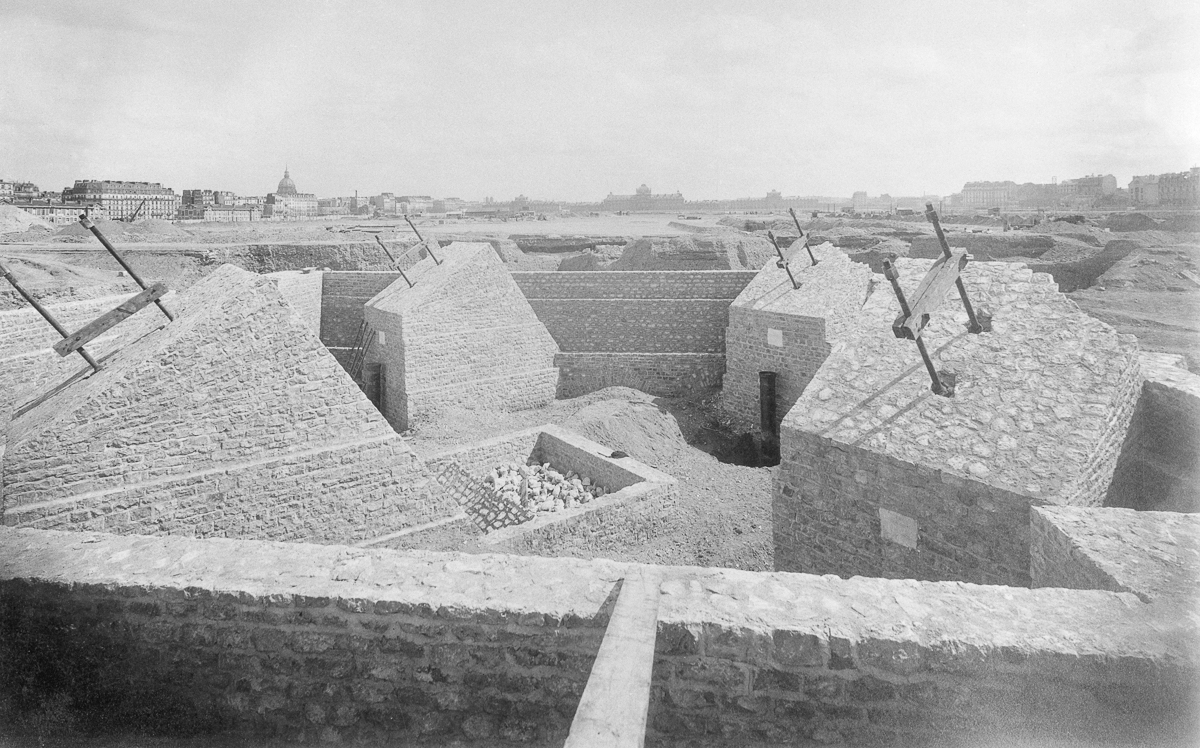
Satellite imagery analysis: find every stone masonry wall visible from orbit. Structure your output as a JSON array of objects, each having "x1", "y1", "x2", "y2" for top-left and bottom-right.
[
  {"x1": 774, "y1": 436, "x2": 1038, "y2": 587},
  {"x1": 364, "y1": 245, "x2": 557, "y2": 432},
  {"x1": 720, "y1": 248, "x2": 872, "y2": 434},
  {"x1": 1, "y1": 266, "x2": 445, "y2": 546},
  {"x1": 511, "y1": 271, "x2": 755, "y2": 398},
  {"x1": 1, "y1": 528, "x2": 1194, "y2": 746},
  {"x1": 1031, "y1": 505, "x2": 1200, "y2": 603},
  {"x1": 1106, "y1": 353, "x2": 1200, "y2": 512},
  {"x1": 722, "y1": 310, "x2": 828, "y2": 432},
  {"x1": 554, "y1": 352, "x2": 725, "y2": 399},
  {"x1": 774, "y1": 260, "x2": 1142, "y2": 586},
  {"x1": 0, "y1": 291, "x2": 152, "y2": 415},
  {"x1": 266, "y1": 270, "x2": 324, "y2": 338},
  {"x1": 320, "y1": 271, "x2": 402, "y2": 349}
]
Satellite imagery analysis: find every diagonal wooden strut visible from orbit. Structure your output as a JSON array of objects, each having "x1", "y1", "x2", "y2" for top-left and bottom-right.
[
  {"x1": 79, "y1": 215, "x2": 175, "y2": 322},
  {"x1": 52, "y1": 283, "x2": 168, "y2": 357},
  {"x1": 924, "y1": 203, "x2": 983, "y2": 334},
  {"x1": 767, "y1": 231, "x2": 801, "y2": 289},
  {"x1": 373, "y1": 236, "x2": 414, "y2": 287}
]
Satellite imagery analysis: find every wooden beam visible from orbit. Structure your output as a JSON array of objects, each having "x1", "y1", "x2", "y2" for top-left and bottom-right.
[
  {"x1": 52, "y1": 283, "x2": 168, "y2": 357},
  {"x1": 894, "y1": 250, "x2": 968, "y2": 339},
  {"x1": 565, "y1": 570, "x2": 661, "y2": 748}
]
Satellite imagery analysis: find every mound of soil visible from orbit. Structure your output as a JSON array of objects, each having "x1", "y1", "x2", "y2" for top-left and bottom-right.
[
  {"x1": 1102, "y1": 213, "x2": 1159, "y2": 232},
  {"x1": 53, "y1": 218, "x2": 193, "y2": 243},
  {"x1": 0, "y1": 205, "x2": 53, "y2": 236},
  {"x1": 562, "y1": 392, "x2": 691, "y2": 467}
]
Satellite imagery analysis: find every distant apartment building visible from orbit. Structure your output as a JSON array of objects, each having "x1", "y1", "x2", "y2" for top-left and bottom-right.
[
  {"x1": 263, "y1": 168, "x2": 317, "y2": 220},
  {"x1": 318, "y1": 197, "x2": 351, "y2": 216},
  {"x1": 14, "y1": 202, "x2": 105, "y2": 225},
  {"x1": 1158, "y1": 168, "x2": 1200, "y2": 207},
  {"x1": 956, "y1": 175, "x2": 1118, "y2": 210},
  {"x1": 181, "y1": 189, "x2": 261, "y2": 220},
  {"x1": 398, "y1": 195, "x2": 434, "y2": 214},
  {"x1": 1128, "y1": 175, "x2": 1160, "y2": 206},
  {"x1": 0, "y1": 181, "x2": 14, "y2": 202},
  {"x1": 62, "y1": 180, "x2": 180, "y2": 221},
  {"x1": 371, "y1": 193, "x2": 398, "y2": 215}
]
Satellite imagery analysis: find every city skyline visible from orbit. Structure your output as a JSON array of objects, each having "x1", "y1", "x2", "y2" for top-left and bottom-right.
[{"x1": 2, "y1": 2, "x2": 1198, "y2": 201}]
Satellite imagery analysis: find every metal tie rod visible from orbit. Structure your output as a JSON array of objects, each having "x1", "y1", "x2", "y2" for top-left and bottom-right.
[{"x1": 79, "y1": 215, "x2": 174, "y2": 321}]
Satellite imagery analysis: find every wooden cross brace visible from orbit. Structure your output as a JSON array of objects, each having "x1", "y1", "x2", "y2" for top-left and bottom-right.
[{"x1": 52, "y1": 283, "x2": 168, "y2": 357}]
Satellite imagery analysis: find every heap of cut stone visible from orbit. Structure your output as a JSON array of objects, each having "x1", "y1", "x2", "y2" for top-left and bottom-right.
[{"x1": 484, "y1": 462, "x2": 607, "y2": 515}]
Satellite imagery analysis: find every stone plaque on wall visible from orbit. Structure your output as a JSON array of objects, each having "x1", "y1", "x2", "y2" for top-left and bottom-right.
[
  {"x1": 767, "y1": 328, "x2": 783, "y2": 347},
  {"x1": 879, "y1": 507, "x2": 918, "y2": 549}
]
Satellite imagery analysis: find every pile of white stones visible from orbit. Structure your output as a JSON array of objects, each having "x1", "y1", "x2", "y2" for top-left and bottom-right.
[{"x1": 484, "y1": 462, "x2": 607, "y2": 514}]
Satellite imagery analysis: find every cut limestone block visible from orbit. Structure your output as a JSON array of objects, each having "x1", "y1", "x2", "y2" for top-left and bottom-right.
[
  {"x1": 364, "y1": 242, "x2": 559, "y2": 431},
  {"x1": 720, "y1": 244, "x2": 872, "y2": 434},
  {"x1": 1, "y1": 264, "x2": 448, "y2": 544},
  {"x1": 774, "y1": 259, "x2": 1141, "y2": 586}
]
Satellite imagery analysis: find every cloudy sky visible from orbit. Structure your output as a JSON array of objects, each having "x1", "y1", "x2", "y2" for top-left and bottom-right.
[{"x1": 1, "y1": 1, "x2": 1196, "y2": 201}]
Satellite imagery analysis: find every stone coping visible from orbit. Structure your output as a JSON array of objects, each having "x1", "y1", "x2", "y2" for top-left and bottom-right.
[
  {"x1": 729, "y1": 243, "x2": 868, "y2": 316},
  {"x1": 1035, "y1": 506, "x2": 1200, "y2": 603},
  {"x1": 1, "y1": 527, "x2": 1194, "y2": 669}
]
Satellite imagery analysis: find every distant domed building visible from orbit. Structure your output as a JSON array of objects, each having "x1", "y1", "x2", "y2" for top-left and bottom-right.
[{"x1": 264, "y1": 167, "x2": 317, "y2": 219}]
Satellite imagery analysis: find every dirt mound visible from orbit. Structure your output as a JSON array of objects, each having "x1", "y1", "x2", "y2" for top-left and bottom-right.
[
  {"x1": 910, "y1": 233, "x2": 1056, "y2": 260},
  {"x1": 607, "y1": 233, "x2": 775, "y2": 270},
  {"x1": 561, "y1": 388, "x2": 690, "y2": 466},
  {"x1": 53, "y1": 218, "x2": 193, "y2": 243},
  {"x1": 509, "y1": 234, "x2": 628, "y2": 253},
  {"x1": 0, "y1": 205, "x2": 53, "y2": 236},
  {"x1": 1102, "y1": 213, "x2": 1159, "y2": 232}
]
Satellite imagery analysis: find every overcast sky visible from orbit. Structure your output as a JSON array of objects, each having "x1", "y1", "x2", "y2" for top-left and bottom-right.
[{"x1": 2, "y1": 1, "x2": 1197, "y2": 201}]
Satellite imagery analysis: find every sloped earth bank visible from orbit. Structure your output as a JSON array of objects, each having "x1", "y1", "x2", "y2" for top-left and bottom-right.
[{"x1": 406, "y1": 386, "x2": 773, "y2": 572}]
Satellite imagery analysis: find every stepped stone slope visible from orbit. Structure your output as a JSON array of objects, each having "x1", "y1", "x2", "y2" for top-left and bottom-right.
[
  {"x1": 364, "y1": 242, "x2": 559, "y2": 431},
  {"x1": 774, "y1": 259, "x2": 1142, "y2": 586},
  {"x1": 721, "y1": 245, "x2": 872, "y2": 433},
  {"x1": 1, "y1": 264, "x2": 441, "y2": 544}
]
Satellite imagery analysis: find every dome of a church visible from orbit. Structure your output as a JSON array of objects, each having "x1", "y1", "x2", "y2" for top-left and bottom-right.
[
  {"x1": 636, "y1": 184, "x2": 651, "y2": 196},
  {"x1": 276, "y1": 168, "x2": 298, "y2": 196}
]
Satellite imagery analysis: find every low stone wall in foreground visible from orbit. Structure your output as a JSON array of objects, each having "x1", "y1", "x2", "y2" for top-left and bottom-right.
[{"x1": 0, "y1": 528, "x2": 1194, "y2": 746}]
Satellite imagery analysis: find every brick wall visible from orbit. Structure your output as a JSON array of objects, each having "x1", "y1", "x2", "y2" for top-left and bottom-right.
[
  {"x1": 1, "y1": 528, "x2": 1193, "y2": 746},
  {"x1": 510, "y1": 271, "x2": 755, "y2": 398},
  {"x1": 1106, "y1": 353, "x2": 1200, "y2": 512}
]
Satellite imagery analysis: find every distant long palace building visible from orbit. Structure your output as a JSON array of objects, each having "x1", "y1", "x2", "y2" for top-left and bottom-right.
[
  {"x1": 600, "y1": 184, "x2": 687, "y2": 212},
  {"x1": 61, "y1": 180, "x2": 181, "y2": 221}
]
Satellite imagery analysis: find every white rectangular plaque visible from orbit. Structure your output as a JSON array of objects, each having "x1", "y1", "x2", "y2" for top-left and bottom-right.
[
  {"x1": 767, "y1": 328, "x2": 783, "y2": 347},
  {"x1": 879, "y1": 507, "x2": 918, "y2": 549}
]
